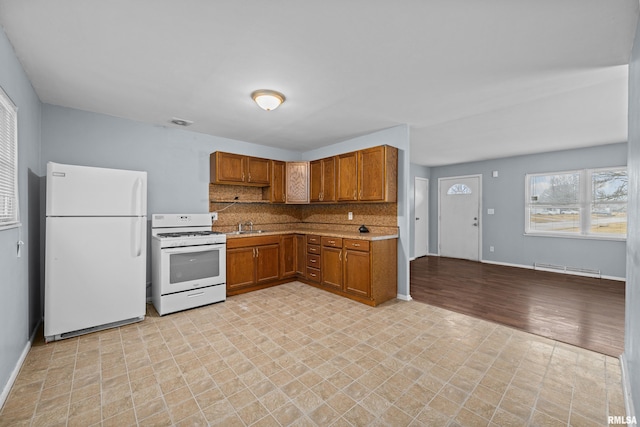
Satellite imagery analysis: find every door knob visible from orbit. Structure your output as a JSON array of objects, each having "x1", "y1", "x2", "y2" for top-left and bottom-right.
[
  {"x1": 473, "y1": 223, "x2": 478, "y2": 226},
  {"x1": 416, "y1": 217, "x2": 420, "y2": 220}
]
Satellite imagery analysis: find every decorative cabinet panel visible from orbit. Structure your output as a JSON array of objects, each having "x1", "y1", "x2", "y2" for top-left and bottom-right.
[
  {"x1": 310, "y1": 157, "x2": 336, "y2": 203},
  {"x1": 210, "y1": 152, "x2": 271, "y2": 186},
  {"x1": 286, "y1": 162, "x2": 310, "y2": 204}
]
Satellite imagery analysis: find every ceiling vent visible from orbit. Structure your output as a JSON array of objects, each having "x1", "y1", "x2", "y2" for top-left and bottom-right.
[{"x1": 170, "y1": 117, "x2": 193, "y2": 127}]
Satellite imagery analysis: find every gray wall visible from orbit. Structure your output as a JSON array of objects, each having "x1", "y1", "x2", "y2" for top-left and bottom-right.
[
  {"x1": 303, "y1": 125, "x2": 412, "y2": 298},
  {"x1": 0, "y1": 27, "x2": 42, "y2": 400},
  {"x1": 42, "y1": 105, "x2": 301, "y2": 215},
  {"x1": 626, "y1": 16, "x2": 640, "y2": 417},
  {"x1": 429, "y1": 143, "x2": 628, "y2": 278},
  {"x1": 409, "y1": 163, "x2": 430, "y2": 259}
]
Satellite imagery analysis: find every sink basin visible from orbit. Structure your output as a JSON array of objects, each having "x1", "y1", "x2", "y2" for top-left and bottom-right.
[{"x1": 227, "y1": 230, "x2": 267, "y2": 235}]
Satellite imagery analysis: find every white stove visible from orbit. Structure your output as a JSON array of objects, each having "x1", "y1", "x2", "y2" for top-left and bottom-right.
[{"x1": 151, "y1": 214, "x2": 226, "y2": 315}]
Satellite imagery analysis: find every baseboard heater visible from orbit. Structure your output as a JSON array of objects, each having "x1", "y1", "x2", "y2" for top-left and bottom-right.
[{"x1": 533, "y1": 262, "x2": 601, "y2": 279}]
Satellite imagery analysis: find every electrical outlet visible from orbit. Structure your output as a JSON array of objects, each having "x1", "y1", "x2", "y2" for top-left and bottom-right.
[
  {"x1": 211, "y1": 212, "x2": 218, "y2": 221},
  {"x1": 490, "y1": 246, "x2": 495, "y2": 252},
  {"x1": 348, "y1": 212, "x2": 353, "y2": 220}
]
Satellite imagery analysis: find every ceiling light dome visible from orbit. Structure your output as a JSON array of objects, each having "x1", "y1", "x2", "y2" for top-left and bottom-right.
[{"x1": 251, "y1": 89, "x2": 285, "y2": 111}]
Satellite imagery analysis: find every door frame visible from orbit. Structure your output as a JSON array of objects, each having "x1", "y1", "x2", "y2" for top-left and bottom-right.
[
  {"x1": 437, "y1": 174, "x2": 482, "y2": 261},
  {"x1": 414, "y1": 177, "x2": 429, "y2": 258}
]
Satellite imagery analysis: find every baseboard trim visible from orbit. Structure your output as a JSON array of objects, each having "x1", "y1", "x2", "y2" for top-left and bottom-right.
[
  {"x1": 620, "y1": 354, "x2": 637, "y2": 420},
  {"x1": 0, "y1": 320, "x2": 40, "y2": 411},
  {"x1": 480, "y1": 259, "x2": 626, "y2": 282},
  {"x1": 396, "y1": 293, "x2": 412, "y2": 301}
]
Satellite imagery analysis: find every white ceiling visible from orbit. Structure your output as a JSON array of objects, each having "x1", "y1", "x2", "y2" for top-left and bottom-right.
[{"x1": 0, "y1": 0, "x2": 637, "y2": 166}]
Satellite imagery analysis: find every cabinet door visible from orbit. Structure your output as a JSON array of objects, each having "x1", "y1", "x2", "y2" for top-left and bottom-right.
[
  {"x1": 227, "y1": 247, "x2": 256, "y2": 290},
  {"x1": 359, "y1": 146, "x2": 386, "y2": 201},
  {"x1": 256, "y1": 244, "x2": 280, "y2": 284},
  {"x1": 344, "y1": 249, "x2": 370, "y2": 297},
  {"x1": 337, "y1": 152, "x2": 358, "y2": 201},
  {"x1": 322, "y1": 157, "x2": 336, "y2": 202},
  {"x1": 295, "y1": 235, "x2": 306, "y2": 276},
  {"x1": 270, "y1": 160, "x2": 286, "y2": 203},
  {"x1": 280, "y1": 235, "x2": 296, "y2": 278},
  {"x1": 247, "y1": 157, "x2": 271, "y2": 185},
  {"x1": 214, "y1": 152, "x2": 246, "y2": 184},
  {"x1": 309, "y1": 160, "x2": 323, "y2": 202},
  {"x1": 286, "y1": 162, "x2": 310, "y2": 204},
  {"x1": 321, "y1": 246, "x2": 342, "y2": 290}
]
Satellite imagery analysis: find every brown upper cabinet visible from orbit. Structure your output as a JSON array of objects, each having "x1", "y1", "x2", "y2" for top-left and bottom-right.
[
  {"x1": 310, "y1": 157, "x2": 336, "y2": 203},
  {"x1": 337, "y1": 145, "x2": 398, "y2": 202},
  {"x1": 265, "y1": 160, "x2": 286, "y2": 203},
  {"x1": 210, "y1": 152, "x2": 271, "y2": 186}
]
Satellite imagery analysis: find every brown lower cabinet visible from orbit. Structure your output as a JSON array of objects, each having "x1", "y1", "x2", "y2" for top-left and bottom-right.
[
  {"x1": 227, "y1": 233, "x2": 397, "y2": 305},
  {"x1": 226, "y1": 235, "x2": 281, "y2": 295}
]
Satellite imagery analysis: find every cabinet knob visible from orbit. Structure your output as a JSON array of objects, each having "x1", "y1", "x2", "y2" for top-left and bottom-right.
[{"x1": 353, "y1": 243, "x2": 360, "y2": 247}]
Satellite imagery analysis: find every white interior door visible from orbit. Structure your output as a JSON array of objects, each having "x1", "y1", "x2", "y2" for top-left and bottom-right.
[
  {"x1": 414, "y1": 177, "x2": 429, "y2": 258},
  {"x1": 439, "y1": 175, "x2": 481, "y2": 261}
]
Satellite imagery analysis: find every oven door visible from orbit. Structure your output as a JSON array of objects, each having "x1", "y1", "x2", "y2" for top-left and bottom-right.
[{"x1": 159, "y1": 243, "x2": 226, "y2": 294}]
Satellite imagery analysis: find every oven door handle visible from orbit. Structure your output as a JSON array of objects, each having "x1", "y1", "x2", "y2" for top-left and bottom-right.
[{"x1": 162, "y1": 244, "x2": 225, "y2": 255}]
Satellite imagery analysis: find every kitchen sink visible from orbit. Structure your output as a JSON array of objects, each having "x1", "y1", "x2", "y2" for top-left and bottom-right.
[{"x1": 226, "y1": 230, "x2": 267, "y2": 235}]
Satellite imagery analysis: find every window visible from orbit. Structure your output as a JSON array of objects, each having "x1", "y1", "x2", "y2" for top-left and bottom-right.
[
  {"x1": 525, "y1": 167, "x2": 627, "y2": 239},
  {"x1": 447, "y1": 184, "x2": 472, "y2": 195},
  {"x1": 0, "y1": 86, "x2": 18, "y2": 230}
]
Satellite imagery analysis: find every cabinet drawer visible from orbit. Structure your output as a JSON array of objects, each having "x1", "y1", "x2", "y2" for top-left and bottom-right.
[
  {"x1": 344, "y1": 239, "x2": 370, "y2": 252},
  {"x1": 307, "y1": 254, "x2": 320, "y2": 267},
  {"x1": 307, "y1": 244, "x2": 320, "y2": 255},
  {"x1": 321, "y1": 237, "x2": 343, "y2": 248},
  {"x1": 306, "y1": 267, "x2": 321, "y2": 282},
  {"x1": 307, "y1": 235, "x2": 321, "y2": 245}
]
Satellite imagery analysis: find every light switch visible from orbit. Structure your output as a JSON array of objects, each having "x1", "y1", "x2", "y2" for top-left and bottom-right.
[
  {"x1": 488, "y1": 208, "x2": 495, "y2": 215},
  {"x1": 492, "y1": 171, "x2": 499, "y2": 178}
]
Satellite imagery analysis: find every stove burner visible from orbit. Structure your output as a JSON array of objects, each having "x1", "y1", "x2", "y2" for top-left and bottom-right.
[{"x1": 157, "y1": 231, "x2": 221, "y2": 238}]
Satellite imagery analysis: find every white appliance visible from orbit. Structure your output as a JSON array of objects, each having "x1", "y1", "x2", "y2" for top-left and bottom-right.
[
  {"x1": 151, "y1": 213, "x2": 226, "y2": 316},
  {"x1": 44, "y1": 162, "x2": 147, "y2": 342}
]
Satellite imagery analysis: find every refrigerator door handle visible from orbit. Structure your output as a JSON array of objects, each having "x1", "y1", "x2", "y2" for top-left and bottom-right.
[
  {"x1": 134, "y1": 217, "x2": 143, "y2": 257},
  {"x1": 134, "y1": 177, "x2": 144, "y2": 215}
]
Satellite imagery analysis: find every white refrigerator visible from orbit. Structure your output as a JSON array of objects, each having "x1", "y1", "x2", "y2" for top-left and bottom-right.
[{"x1": 44, "y1": 162, "x2": 147, "y2": 342}]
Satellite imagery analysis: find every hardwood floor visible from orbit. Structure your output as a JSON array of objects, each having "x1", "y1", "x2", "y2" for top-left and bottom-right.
[{"x1": 410, "y1": 256, "x2": 625, "y2": 357}]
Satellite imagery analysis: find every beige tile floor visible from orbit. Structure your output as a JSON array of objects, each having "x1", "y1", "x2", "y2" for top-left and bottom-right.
[{"x1": 0, "y1": 282, "x2": 626, "y2": 426}]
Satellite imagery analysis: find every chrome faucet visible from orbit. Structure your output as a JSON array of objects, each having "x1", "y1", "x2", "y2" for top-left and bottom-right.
[{"x1": 238, "y1": 221, "x2": 254, "y2": 232}]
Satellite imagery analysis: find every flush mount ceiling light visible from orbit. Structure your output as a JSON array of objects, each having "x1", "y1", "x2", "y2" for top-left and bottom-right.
[{"x1": 251, "y1": 89, "x2": 285, "y2": 111}]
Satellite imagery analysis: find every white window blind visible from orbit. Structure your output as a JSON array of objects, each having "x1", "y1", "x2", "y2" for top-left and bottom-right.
[{"x1": 0, "y1": 86, "x2": 18, "y2": 229}]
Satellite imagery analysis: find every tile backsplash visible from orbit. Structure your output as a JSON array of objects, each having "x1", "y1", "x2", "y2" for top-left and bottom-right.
[{"x1": 210, "y1": 185, "x2": 397, "y2": 234}]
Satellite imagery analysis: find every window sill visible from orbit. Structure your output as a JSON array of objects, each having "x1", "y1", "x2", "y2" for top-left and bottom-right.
[
  {"x1": 0, "y1": 222, "x2": 21, "y2": 232},
  {"x1": 524, "y1": 232, "x2": 626, "y2": 242}
]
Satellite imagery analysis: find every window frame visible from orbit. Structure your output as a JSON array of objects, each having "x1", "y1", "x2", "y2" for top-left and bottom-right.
[
  {"x1": 524, "y1": 166, "x2": 627, "y2": 241},
  {"x1": 0, "y1": 85, "x2": 19, "y2": 231}
]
